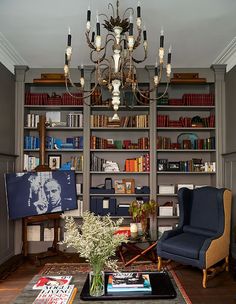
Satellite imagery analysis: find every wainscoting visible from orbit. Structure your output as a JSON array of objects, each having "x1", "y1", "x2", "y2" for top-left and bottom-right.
[{"x1": 0, "y1": 153, "x2": 16, "y2": 264}]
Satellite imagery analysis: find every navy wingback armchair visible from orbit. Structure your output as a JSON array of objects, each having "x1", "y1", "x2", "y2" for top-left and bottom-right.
[{"x1": 157, "y1": 186, "x2": 232, "y2": 287}]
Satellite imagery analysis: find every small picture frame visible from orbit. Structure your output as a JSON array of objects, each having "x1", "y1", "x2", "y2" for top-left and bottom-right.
[
  {"x1": 114, "y1": 180, "x2": 126, "y2": 194},
  {"x1": 48, "y1": 155, "x2": 61, "y2": 170},
  {"x1": 123, "y1": 178, "x2": 135, "y2": 194}
]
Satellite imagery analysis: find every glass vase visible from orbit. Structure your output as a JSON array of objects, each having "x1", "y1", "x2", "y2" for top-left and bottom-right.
[{"x1": 89, "y1": 268, "x2": 105, "y2": 297}]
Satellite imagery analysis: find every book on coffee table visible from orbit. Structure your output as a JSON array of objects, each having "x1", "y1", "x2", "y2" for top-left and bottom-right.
[
  {"x1": 33, "y1": 284, "x2": 77, "y2": 304},
  {"x1": 107, "y1": 272, "x2": 151, "y2": 293},
  {"x1": 32, "y1": 275, "x2": 73, "y2": 290}
]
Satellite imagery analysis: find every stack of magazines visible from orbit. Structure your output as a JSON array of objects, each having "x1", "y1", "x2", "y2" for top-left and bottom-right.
[
  {"x1": 107, "y1": 272, "x2": 152, "y2": 294},
  {"x1": 32, "y1": 275, "x2": 77, "y2": 304}
]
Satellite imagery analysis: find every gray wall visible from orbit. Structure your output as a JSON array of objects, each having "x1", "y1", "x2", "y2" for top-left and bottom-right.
[
  {"x1": 226, "y1": 66, "x2": 236, "y2": 153},
  {"x1": 224, "y1": 65, "x2": 236, "y2": 258},
  {"x1": 0, "y1": 62, "x2": 16, "y2": 264},
  {"x1": 0, "y1": 63, "x2": 15, "y2": 154}
]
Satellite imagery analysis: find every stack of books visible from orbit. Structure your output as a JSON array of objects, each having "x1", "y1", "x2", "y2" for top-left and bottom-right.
[
  {"x1": 107, "y1": 272, "x2": 152, "y2": 294},
  {"x1": 32, "y1": 275, "x2": 77, "y2": 304}
]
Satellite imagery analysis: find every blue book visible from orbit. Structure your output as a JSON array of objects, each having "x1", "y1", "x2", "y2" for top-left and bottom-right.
[{"x1": 107, "y1": 273, "x2": 151, "y2": 294}]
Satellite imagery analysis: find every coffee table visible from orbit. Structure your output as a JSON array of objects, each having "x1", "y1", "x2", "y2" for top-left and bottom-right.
[
  {"x1": 80, "y1": 271, "x2": 176, "y2": 301},
  {"x1": 118, "y1": 238, "x2": 158, "y2": 266}
]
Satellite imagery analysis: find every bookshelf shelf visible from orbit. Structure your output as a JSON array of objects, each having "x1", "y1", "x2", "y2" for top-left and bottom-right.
[
  {"x1": 24, "y1": 105, "x2": 84, "y2": 110},
  {"x1": 157, "y1": 105, "x2": 215, "y2": 111},
  {"x1": 156, "y1": 149, "x2": 216, "y2": 152},
  {"x1": 90, "y1": 171, "x2": 150, "y2": 174},
  {"x1": 91, "y1": 127, "x2": 150, "y2": 131},
  {"x1": 157, "y1": 127, "x2": 215, "y2": 131},
  {"x1": 157, "y1": 216, "x2": 179, "y2": 219},
  {"x1": 90, "y1": 149, "x2": 150, "y2": 152},
  {"x1": 24, "y1": 149, "x2": 83, "y2": 152},
  {"x1": 89, "y1": 193, "x2": 150, "y2": 197},
  {"x1": 157, "y1": 171, "x2": 216, "y2": 174},
  {"x1": 91, "y1": 105, "x2": 150, "y2": 111},
  {"x1": 24, "y1": 127, "x2": 83, "y2": 131},
  {"x1": 157, "y1": 194, "x2": 178, "y2": 197}
]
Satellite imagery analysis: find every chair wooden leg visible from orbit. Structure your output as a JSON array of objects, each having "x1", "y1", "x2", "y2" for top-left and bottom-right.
[
  {"x1": 225, "y1": 256, "x2": 229, "y2": 271},
  {"x1": 202, "y1": 269, "x2": 207, "y2": 288},
  {"x1": 158, "y1": 257, "x2": 162, "y2": 271}
]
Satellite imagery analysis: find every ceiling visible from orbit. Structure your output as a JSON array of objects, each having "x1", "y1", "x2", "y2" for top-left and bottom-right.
[{"x1": 0, "y1": 0, "x2": 236, "y2": 73}]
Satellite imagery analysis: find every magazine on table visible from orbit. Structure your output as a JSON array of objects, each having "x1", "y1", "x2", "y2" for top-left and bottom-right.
[
  {"x1": 33, "y1": 284, "x2": 77, "y2": 304},
  {"x1": 107, "y1": 272, "x2": 151, "y2": 293},
  {"x1": 32, "y1": 276, "x2": 73, "y2": 290}
]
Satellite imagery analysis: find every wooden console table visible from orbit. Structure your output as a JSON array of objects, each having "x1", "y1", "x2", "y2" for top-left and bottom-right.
[{"x1": 22, "y1": 213, "x2": 61, "y2": 257}]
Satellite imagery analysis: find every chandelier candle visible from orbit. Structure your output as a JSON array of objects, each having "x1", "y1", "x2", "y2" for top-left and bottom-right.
[{"x1": 63, "y1": 0, "x2": 172, "y2": 119}]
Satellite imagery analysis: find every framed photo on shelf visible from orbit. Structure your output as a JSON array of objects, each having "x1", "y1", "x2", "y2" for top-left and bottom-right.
[
  {"x1": 48, "y1": 155, "x2": 61, "y2": 170},
  {"x1": 123, "y1": 178, "x2": 135, "y2": 194},
  {"x1": 114, "y1": 180, "x2": 126, "y2": 194}
]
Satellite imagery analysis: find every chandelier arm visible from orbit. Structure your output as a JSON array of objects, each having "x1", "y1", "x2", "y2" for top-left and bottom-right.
[
  {"x1": 108, "y1": 2, "x2": 115, "y2": 17},
  {"x1": 132, "y1": 48, "x2": 148, "y2": 64},
  {"x1": 122, "y1": 7, "x2": 134, "y2": 20},
  {"x1": 133, "y1": 28, "x2": 142, "y2": 50},
  {"x1": 90, "y1": 35, "x2": 115, "y2": 64},
  {"x1": 85, "y1": 32, "x2": 97, "y2": 50},
  {"x1": 99, "y1": 13, "x2": 109, "y2": 20},
  {"x1": 65, "y1": 78, "x2": 101, "y2": 106}
]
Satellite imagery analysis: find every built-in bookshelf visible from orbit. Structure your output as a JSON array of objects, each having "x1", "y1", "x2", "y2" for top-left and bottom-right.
[{"x1": 15, "y1": 66, "x2": 225, "y2": 250}]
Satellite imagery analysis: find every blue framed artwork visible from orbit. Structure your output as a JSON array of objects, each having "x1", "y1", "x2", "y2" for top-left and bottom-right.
[{"x1": 5, "y1": 170, "x2": 77, "y2": 220}]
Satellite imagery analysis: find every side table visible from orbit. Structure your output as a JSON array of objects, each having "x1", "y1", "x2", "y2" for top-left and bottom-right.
[{"x1": 118, "y1": 238, "x2": 158, "y2": 266}]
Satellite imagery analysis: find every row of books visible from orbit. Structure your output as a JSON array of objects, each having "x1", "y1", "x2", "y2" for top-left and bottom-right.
[
  {"x1": 157, "y1": 114, "x2": 215, "y2": 127},
  {"x1": 157, "y1": 158, "x2": 216, "y2": 172},
  {"x1": 24, "y1": 136, "x2": 40, "y2": 149},
  {"x1": 24, "y1": 154, "x2": 39, "y2": 171},
  {"x1": 67, "y1": 112, "x2": 83, "y2": 127},
  {"x1": 90, "y1": 136, "x2": 149, "y2": 150},
  {"x1": 46, "y1": 136, "x2": 84, "y2": 150},
  {"x1": 90, "y1": 114, "x2": 149, "y2": 128},
  {"x1": 90, "y1": 154, "x2": 150, "y2": 172},
  {"x1": 157, "y1": 136, "x2": 215, "y2": 150},
  {"x1": 25, "y1": 113, "x2": 40, "y2": 128},
  {"x1": 90, "y1": 155, "x2": 119, "y2": 172},
  {"x1": 125, "y1": 154, "x2": 150, "y2": 172},
  {"x1": 25, "y1": 92, "x2": 83, "y2": 105},
  {"x1": 159, "y1": 93, "x2": 214, "y2": 106}
]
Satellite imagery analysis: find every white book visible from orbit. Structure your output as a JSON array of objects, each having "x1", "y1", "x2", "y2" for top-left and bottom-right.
[{"x1": 23, "y1": 154, "x2": 29, "y2": 171}]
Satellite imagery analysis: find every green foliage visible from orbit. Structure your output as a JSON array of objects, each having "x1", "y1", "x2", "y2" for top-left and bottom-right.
[{"x1": 129, "y1": 199, "x2": 158, "y2": 223}]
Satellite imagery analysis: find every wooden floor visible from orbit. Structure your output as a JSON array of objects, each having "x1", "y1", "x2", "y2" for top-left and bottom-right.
[{"x1": 0, "y1": 254, "x2": 235, "y2": 304}]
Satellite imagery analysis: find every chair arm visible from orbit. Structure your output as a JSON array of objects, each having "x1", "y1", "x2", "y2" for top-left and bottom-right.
[{"x1": 159, "y1": 227, "x2": 183, "y2": 241}]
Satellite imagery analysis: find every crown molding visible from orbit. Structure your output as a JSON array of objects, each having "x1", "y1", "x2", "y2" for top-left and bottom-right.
[
  {"x1": 213, "y1": 37, "x2": 236, "y2": 72},
  {"x1": 0, "y1": 32, "x2": 27, "y2": 74}
]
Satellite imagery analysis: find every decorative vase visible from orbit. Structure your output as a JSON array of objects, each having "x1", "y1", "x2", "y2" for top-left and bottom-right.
[
  {"x1": 89, "y1": 266, "x2": 105, "y2": 297},
  {"x1": 130, "y1": 223, "x2": 138, "y2": 239}
]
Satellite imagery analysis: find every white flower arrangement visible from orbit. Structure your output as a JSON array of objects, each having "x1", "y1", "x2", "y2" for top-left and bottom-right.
[{"x1": 62, "y1": 211, "x2": 127, "y2": 271}]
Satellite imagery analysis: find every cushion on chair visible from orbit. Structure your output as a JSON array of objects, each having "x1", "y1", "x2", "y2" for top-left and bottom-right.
[{"x1": 161, "y1": 232, "x2": 208, "y2": 259}]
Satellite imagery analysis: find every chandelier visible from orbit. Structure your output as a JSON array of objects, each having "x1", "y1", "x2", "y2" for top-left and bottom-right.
[{"x1": 64, "y1": 0, "x2": 172, "y2": 120}]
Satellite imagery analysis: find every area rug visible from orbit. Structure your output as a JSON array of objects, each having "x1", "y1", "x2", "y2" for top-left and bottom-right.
[
  {"x1": 40, "y1": 261, "x2": 192, "y2": 304},
  {"x1": 13, "y1": 263, "x2": 192, "y2": 304}
]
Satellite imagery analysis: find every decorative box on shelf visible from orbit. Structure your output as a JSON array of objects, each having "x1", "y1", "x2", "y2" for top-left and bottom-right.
[
  {"x1": 177, "y1": 184, "x2": 194, "y2": 191},
  {"x1": 159, "y1": 206, "x2": 174, "y2": 216},
  {"x1": 159, "y1": 184, "x2": 175, "y2": 194}
]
